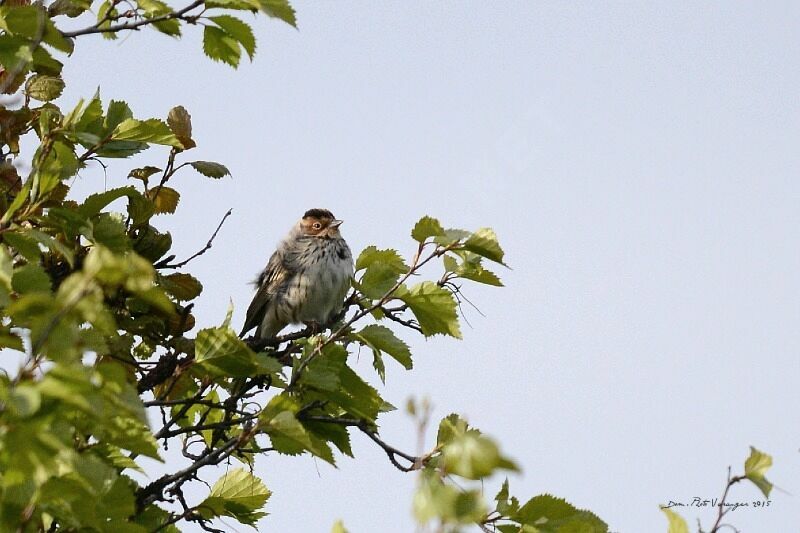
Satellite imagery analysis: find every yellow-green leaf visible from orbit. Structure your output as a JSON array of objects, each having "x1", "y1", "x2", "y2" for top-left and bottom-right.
[
  {"x1": 25, "y1": 74, "x2": 65, "y2": 102},
  {"x1": 198, "y1": 468, "x2": 271, "y2": 525},
  {"x1": 661, "y1": 508, "x2": 689, "y2": 533},
  {"x1": 203, "y1": 25, "x2": 241, "y2": 68},
  {"x1": 744, "y1": 446, "x2": 773, "y2": 498},
  {"x1": 463, "y1": 227, "x2": 505, "y2": 265},
  {"x1": 147, "y1": 186, "x2": 180, "y2": 214},
  {"x1": 411, "y1": 215, "x2": 445, "y2": 242},
  {"x1": 112, "y1": 118, "x2": 182, "y2": 147},
  {"x1": 159, "y1": 272, "x2": 203, "y2": 301},
  {"x1": 209, "y1": 15, "x2": 255, "y2": 59},
  {"x1": 401, "y1": 281, "x2": 461, "y2": 338}
]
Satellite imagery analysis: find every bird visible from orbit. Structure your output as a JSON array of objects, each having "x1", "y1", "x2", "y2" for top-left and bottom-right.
[{"x1": 240, "y1": 208, "x2": 354, "y2": 340}]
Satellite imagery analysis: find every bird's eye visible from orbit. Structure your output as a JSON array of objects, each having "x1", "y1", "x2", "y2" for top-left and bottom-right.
[{"x1": 312, "y1": 222, "x2": 322, "y2": 230}]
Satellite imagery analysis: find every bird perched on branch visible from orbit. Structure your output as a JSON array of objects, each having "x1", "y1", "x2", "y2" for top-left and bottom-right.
[{"x1": 240, "y1": 208, "x2": 354, "y2": 340}]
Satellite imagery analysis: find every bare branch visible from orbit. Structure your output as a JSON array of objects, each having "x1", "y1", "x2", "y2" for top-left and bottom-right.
[
  {"x1": 708, "y1": 467, "x2": 745, "y2": 533},
  {"x1": 155, "y1": 208, "x2": 232, "y2": 269}
]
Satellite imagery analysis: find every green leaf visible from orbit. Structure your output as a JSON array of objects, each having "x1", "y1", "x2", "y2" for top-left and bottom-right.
[
  {"x1": 301, "y1": 343, "x2": 346, "y2": 391},
  {"x1": 146, "y1": 186, "x2": 180, "y2": 214},
  {"x1": 7, "y1": 384, "x2": 41, "y2": 418},
  {"x1": 661, "y1": 508, "x2": 688, "y2": 533},
  {"x1": 25, "y1": 74, "x2": 65, "y2": 102},
  {"x1": 206, "y1": 0, "x2": 260, "y2": 10},
  {"x1": 189, "y1": 160, "x2": 230, "y2": 179},
  {"x1": 203, "y1": 25, "x2": 241, "y2": 67},
  {"x1": 401, "y1": 281, "x2": 461, "y2": 338},
  {"x1": 133, "y1": 504, "x2": 181, "y2": 532},
  {"x1": 413, "y1": 469, "x2": 487, "y2": 524},
  {"x1": 326, "y1": 365, "x2": 385, "y2": 422},
  {"x1": 0, "y1": 244, "x2": 12, "y2": 287},
  {"x1": 442, "y1": 430, "x2": 517, "y2": 479},
  {"x1": 355, "y1": 246, "x2": 407, "y2": 298},
  {"x1": 159, "y1": 272, "x2": 203, "y2": 301},
  {"x1": 128, "y1": 166, "x2": 161, "y2": 183},
  {"x1": 259, "y1": 0, "x2": 297, "y2": 27},
  {"x1": 12, "y1": 263, "x2": 51, "y2": 294},
  {"x1": 95, "y1": 0, "x2": 118, "y2": 39},
  {"x1": 433, "y1": 228, "x2": 471, "y2": 246},
  {"x1": 129, "y1": 0, "x2": 179, "y2": 35},
  {"x1": 3, "y1": 231, "x2": 42, "y2": 262},
  {"x1": 32, "y1": 44, "x2": 64, "y2": 75},
  {"x1": 358, "y1": 263, "x2": 400, "y2": 299},
  {"x1": 494, "y1": 479, "x2": 520, "y2": 516},
  {"x1": 112, "y1": 118, "x2": 182, "y2": 147},
  {"x1": 411, "y1": 215, "x2": 445, "y2": 242},
  {"x1": 198, "y1": 468, "x2": 271, "y2": 525},
  {"x1": 49, "y1": 0, "x2": 92, "y2": 18},
  {"x1": 0, "y1": 6, "x2": 74, "y2": 53},
  {"x1": 166, "y1": 106, "x2": 195, "y2": 149},
  {"x1": 355, "y1": 246, "x2": 407, "y2": 272},
  {"x1": 304, "y1": 420, "x2": 352, "y2": 457},
  {"x1": 354, "y1": 324, "x2": 412, "y2": 370},
  {"x1": 463, "y1": 227, "x2": 506, "y2": 265},
  {"x1": 78, "y1": 186, "x2": 137, "y2": 218},
  {"x1": 445, "y1": 253, "x2": 504, "y2": 286},
  {"x1": 260, "y1": 398, "x2": 335, "y2": 463},
  {"x1": 437, "y1": 413, "x2": 469, "y2": 446},
  {"x1": 744, "y1": 446, "x2": 773, "y2": 498},
  {"x1": 209, "y1": 15, "x2": 255, "y2": 59},
  {"x1": 132, "y1": 225, "x2": 172, "y2": 261},
  {"x1": 91, "y1": 443, "x2": 144, "y2": 473},
  {"x1": 195, "y1": 326, "x2": 259, "y2": 377},
  {"x1": 105, "y1": 100, "x2": 133, "y2": 131},
  {"x1": 91, "y1": 213, "x2": 130, "y2": 252},
  {"x1": 514, "y1": 494, "x2": 607, "y2": 532},
  {"x1": 153, "y1": 18, "x2": 181, "y2": 37},
  {"x1": 459, "y1": 264, "x2": 503, "y2": 286},
  {"x1": 23, "y1": 228, "x2": 75, "y2": 266}
]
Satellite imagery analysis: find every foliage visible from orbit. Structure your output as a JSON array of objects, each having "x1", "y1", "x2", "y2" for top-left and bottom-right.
[{"x1": 0, "y1": 2, "x2": 774, "y2": 532}]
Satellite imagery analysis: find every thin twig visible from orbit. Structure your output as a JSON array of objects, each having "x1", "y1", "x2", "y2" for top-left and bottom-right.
[
  {"x1": 709, "y1": 467, "x2": 745, "y2": 533},
  {"x1": 299, "y1": 415, "x2": 424, "y2": 472},
  {"x1": 155, "y1": 209, "x2": 232, "y2": 269},
  {"x1": 137, "y1": 434, "x2": 242, "y2": 508},
  {"x1": 157, "y1": 413, "x2": 259, "y2": 440}
]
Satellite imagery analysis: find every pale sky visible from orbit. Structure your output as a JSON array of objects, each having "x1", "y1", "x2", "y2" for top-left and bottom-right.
[{"x1": 54, "y1": 2, "x2": 799, "y2": 531}]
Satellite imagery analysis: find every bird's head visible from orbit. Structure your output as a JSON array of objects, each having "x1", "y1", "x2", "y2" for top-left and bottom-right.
[{"x1": 299, "y1": 208, "x2": 343, "y2": 238}]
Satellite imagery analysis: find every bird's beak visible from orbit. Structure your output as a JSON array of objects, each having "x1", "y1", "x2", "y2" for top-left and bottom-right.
[{"x1": 330, "y1": 219, "x2": 343, "y2": 228}]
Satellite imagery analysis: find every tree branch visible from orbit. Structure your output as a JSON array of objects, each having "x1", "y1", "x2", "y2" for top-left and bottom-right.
[
  {"x1": 61, "y1": 0, "x2": 205, "y2": 38},
  {"x1": 137, "y1": 433, "x2": 243, "y2": 509},
  {"x1": 708, "y1": 467, "x2": 745, "y2": 533},
  {"x1": 299, "y1": 415, "x2": 425, "y2": 472}
]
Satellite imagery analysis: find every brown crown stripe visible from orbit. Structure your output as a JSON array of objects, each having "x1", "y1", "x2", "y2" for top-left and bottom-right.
[{"x1": 303, "y1": 208, "x2": 335, "y2": 219}]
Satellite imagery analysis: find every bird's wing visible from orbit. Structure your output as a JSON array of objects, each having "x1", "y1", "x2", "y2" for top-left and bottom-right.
[{"x1": 240, "y1": 250, "x2": 288, "y2": 336}]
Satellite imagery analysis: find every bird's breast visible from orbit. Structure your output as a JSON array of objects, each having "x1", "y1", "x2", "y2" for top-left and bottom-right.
[{"x1": 281, "y1": 239, "x2": 352, "y2": 324}]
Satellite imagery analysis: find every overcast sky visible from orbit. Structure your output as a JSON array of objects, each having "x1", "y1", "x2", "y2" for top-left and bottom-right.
[{"x1": 56, "y1": 2, "x2": 799, "y2": 531}]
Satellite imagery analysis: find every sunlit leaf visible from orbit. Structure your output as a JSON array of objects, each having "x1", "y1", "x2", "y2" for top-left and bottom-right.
[
  {"x1": 197, "y1": 468, "x2": 271, "y2": 525},
  {"x1": 744, "y1": 446, "x2": 773, "y2": 498}
]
